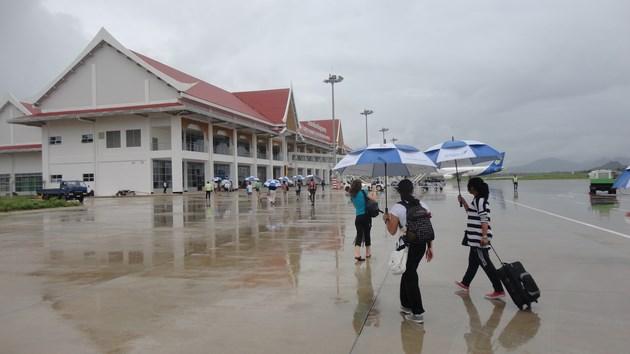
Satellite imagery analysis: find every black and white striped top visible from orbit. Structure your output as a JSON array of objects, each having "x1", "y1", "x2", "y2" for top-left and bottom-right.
[{"x1": 465, "y1": 196, "x2": 492, "y2": 248}]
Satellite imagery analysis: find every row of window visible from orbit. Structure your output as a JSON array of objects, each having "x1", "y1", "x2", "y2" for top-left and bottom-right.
[
  {"x1": 48, "y1": 130, "x2": 141, "y2": 148},
  {"x1": 50, "y1": 174, "x2": 94, "y2": 183}
]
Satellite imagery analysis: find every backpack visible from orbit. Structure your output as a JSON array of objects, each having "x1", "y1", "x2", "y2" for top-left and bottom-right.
[
  {"x1": 399, "y1": 199, "x2": 434, "y2": 244},
  {"x1": 362, "y1": 190, "x2": 380, "y2": 218}
]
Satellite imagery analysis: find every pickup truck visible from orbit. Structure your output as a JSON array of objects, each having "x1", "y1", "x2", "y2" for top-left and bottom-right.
[{"x1": 41, "y1": 181, "x2": 88, "y2": 203}]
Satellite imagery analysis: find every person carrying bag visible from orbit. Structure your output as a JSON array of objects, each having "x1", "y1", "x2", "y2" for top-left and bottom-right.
[{"x1": 383, "y1": 179, "x2": 434, "y2": 324}]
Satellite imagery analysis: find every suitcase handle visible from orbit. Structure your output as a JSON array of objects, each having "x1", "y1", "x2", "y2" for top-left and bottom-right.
[{"x1": 490, "y1": 244, "x2": 504, "y2": 264}]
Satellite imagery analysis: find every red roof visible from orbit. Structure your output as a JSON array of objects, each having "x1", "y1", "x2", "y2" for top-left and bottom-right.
[
  {"x1": 133, "y1": 51, "x2": 272, "y2": 123},
  {"x1": 20, "y1": 102, "x2": 40, "y2": 115},
  {"x1": 233, "y1": 89, "x2": 290, "y2": 125},
  {"x1": 0, "y1": 144, "x2": 42, "y2": 152},
  {"x1": 299, "y1": 119, "x2": 342, "y2": 144}
]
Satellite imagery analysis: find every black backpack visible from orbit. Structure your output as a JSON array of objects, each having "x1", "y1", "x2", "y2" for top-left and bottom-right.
[
  {"x1": 399, "y1": 199, "x2": 434, "y2": 244},
  {"x1": 362, "y1": 190, "x2": 380, "y2": 218}
]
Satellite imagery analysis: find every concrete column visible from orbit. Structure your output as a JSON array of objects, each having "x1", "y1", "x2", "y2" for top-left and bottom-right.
[
  {"x1": 41, "y1": 125, "x2": 50, "y2": 189},
  {"x1": 232, "y1": 128, "x2": 238, "y2": 187},
  {"x1": 170, "y1": 115, "x2": 183, "y2": 193},
  {"x1": 252, "y1": 134, "x2": 258, "y2": 178},
  {"x1": 207, "y1": 122, "x2": 214, "y2": 182},
  {"x1": 268, "y1": 137, "x2": 274, "y2": 178}
]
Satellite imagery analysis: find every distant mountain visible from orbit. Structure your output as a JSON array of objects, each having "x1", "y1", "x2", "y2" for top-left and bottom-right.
[
  {"x1": 509, "y1": 157, "x2": 630, "y2": 173},
  {"x1": 508, "y1": 158, "x2": 583, "y2": 173}
]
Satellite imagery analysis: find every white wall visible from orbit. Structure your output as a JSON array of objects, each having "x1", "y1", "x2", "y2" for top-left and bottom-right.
[
  {"x1": 0, "y1": 102, "x2": 41, "y2": 146},
  {"x1": 45, "y1": 115, "x2": 152, "y2": 195},
  {"x1": 39, "y1": 44, "x2": 178, "y2": 112}
]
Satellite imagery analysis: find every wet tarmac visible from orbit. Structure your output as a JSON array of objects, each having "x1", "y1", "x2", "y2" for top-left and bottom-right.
[{"x1": 1, "y1": 181, "x2": 629, "y2": 353}]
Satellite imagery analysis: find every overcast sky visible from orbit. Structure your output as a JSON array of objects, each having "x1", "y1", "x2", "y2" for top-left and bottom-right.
[{"x1": 1, "y1": 0, "x2": 629, "y2": 166}]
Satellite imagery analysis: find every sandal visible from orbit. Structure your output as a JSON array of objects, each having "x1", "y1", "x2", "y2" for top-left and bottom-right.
[{"x1": 354, "y1": 256, "x2": 365, "y2": 262}]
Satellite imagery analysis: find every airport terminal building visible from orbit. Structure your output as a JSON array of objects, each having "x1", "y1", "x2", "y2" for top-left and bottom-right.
[{"x1": 1, "y1": 29, "x2": 348, "y2": 196}]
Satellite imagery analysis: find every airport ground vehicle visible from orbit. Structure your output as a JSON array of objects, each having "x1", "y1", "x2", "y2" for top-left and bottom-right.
[
  {"x1": 589, "y1": 170, "x2": 616, "y2": 195},
  {"x1": 41, "y1": 181, "x2": 88, "y2": 202}
]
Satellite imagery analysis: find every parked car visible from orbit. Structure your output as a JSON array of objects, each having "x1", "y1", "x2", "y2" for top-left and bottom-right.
[{"x1": 41, "y1": 180, "x2": 88, "y2": 203}]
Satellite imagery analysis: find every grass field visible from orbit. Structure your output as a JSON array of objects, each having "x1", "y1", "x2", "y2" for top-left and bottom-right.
[
  {"x1": 486, "y1": 172, "x2": 589, "y2": 180},
  {"x1": 0, "y1": 196, "x2": 78, "y2": 212}
]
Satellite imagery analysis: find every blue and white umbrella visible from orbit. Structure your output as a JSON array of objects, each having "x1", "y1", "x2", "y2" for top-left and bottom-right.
[
  {"x1": 245, "y1": 176, "x2": 259, "y2": 182},
  {"x1": 613, "y1": 167, "x2": 630, "y2": 189},
  {"x1": 264, "y1": 179, "x2": 280, "y2": 188},
  {"x1": 333, "y1": 143, "x2": 437, "y2": 211},
  {"x1": 424, "y1": 138, "x2": 503, "y2": 195},
  {"x1": 305, "y1": 175, "x2": 322, "y2": 183},
  {"x1": 293, "y1": 175, "x2": 305, "y2": 181}
]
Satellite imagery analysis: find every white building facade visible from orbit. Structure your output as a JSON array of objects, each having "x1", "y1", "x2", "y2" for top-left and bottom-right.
[{"x1": 8, "y1": 29, "x2": 347, "y2": 196}]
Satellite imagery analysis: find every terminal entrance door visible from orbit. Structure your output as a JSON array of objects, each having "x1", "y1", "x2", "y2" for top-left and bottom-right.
[{"x1": 186, "y1": 162, "x2": 205, "y2": 191}]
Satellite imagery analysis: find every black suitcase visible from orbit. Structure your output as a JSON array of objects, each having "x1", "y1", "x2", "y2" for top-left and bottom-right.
[{"x1": 492, "y1": 246, "x2": 540, "y2": 310}]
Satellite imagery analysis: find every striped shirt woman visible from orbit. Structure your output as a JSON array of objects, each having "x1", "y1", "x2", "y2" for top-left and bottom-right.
[
  {"x1": 465, "y1": 196, "x2": 492, "y2": 248},
  {"x1": 454, "y1": 177, "x2": 505, "y2": 300}
]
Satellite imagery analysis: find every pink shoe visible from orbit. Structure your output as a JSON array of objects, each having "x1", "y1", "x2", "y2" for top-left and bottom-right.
[
  {"x1": 484, "y1": 291, "x2": 506, "y2": 300},
  {"x1": 454, "y1": 281, "x2": 469, "y2": 292}
]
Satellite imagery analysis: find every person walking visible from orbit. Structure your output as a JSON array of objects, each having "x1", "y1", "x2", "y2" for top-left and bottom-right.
[
  {"x1": 205, "y1": 180, "x2": 214, "y2": 201},
  {"x1": 246, "y1": 181, "x2": 253, "y2": 197},
  {"x1": 349, "y1": 180, "x2": 376, "y2": 261},
  {"x1": 383, "y1": 179, "x2": 434, "y2": 324},
  {"x1": 163, "y1": 181, "x2": 168, "y2": 194},
  {"x1": 308, "y1": 178, "x2": 317, "y2": 206},
  {"x1": 268, "y1": 182, "x2": 278, "y2": 206},
  {"x1": 296, "y1": 180, "x2": 302, "y2": 199},
  {"x1": 512, "y1": 175, "x2": 518, "y2": 192},
  {"x1": 321, "y1": 180, "x2": 326, "y2": 192},
  {"x1": 455, "y1": 177, "x2": 505, "y2": 300}
]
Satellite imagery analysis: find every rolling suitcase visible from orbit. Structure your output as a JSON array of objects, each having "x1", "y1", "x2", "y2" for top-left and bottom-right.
[{"x1": 491, "y1": 246, "x2": 540, "y2": 310}]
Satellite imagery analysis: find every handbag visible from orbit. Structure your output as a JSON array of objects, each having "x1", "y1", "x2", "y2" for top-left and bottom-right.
[
  {"x1": 362, "y1": 190, "x2": 380, "y2": 218},
  {"x1": 389, "y1": 237, "x2": 408, "y2": 275}
]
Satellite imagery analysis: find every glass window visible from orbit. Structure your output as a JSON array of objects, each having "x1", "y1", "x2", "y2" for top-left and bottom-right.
[
  {"x1": 126, "y1": 129, "x2": 141, "y2": 147},
  {"x1": 0, "y1": 174, "x2": 9, "y2": 193},
  {"x1": 15, "y1": 173, "x2": 42, "y2": 193},
  {"x1": 237, "y1": 137, "x2": 251, "y2": 157},
  {"x1": 257, "y1": 143, "x2": 267, "y2": 159},
  {"x1": 272, "y1": 144, "x2": 281, "y2": 160},
  {"x1": 50, "y1": 174, "x2": 63, "y2": 183},
  {"x1": 153, "y1": 160, "x2": 172, "y2": 189},
  {"x1": 49, "y1": 136, "x2": 62, "y2": 145},
  {"x1": 83, "y1": 173, "x2": 94, "y2": 182},
  {"x1": 106, "y1": 131, "x2": 121, "y2": 148},
  {"x1": 81, "y1": 134, "x2": 93, "y2": 143},
  {"x1": 183, "y1": 129, "x2": 205, "y2": 152},
  {"x1": 213, "y1": 135, "x2": 231, "y2": 155}
]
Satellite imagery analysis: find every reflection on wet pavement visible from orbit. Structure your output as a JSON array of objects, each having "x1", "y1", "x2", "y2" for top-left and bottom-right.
[{"x1": 0, "y1": 183, "x2": 629, "y2": 353}]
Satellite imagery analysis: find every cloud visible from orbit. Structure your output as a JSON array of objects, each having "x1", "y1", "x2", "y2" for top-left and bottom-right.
[{"x1": 2, "y1": 0, "x2": 629, "y2": 165}]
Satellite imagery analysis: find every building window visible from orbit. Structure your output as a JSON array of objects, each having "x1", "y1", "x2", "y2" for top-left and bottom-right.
[
  {"x1": 49, "y1": 136, "x2": 62, "y2": 145},
  {"x1": 237, "y1": 136, "x2": 251, "y2": 157},
  {"x1": 15, "y1": 173, "x2": 42, "y2": 193},
  {"x1": 126, "y1": 129, "x2": 141, "y2": 147},
  {"x1": 272, "y1": 144, "x2": 281, "y2": 160},
  {"x1": 81, "y1": 134, "x2": 93, "y2": 143},
  {"x1": 183, "y1": 128, "x2": 205, "y2": 152},
  {"x1": 83, "y1": 173, "x2": 94, "y2": 182},
  {"x1": 0, "y1": 174, "x2": 10, "y2": 193},
  {"x1": 213, "y1": 135, "x2": 231, "y2": 155},
  {"x1": 257, "y1": 142, "x2": 267, "y2": 159},
  {"x1": 106, "y1": 131, "x2": 121, "y2": 148},
  {"x1": 50, "y1": 174, "x2": 63, "y2": 183},
  {"x1": 153, "y1": 160, "x2": 172, "y2": 189}
]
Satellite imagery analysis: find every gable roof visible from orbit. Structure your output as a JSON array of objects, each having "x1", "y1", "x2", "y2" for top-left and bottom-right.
[
  {"x1": 16, "y1": 28, "x2": 297, "y2": 130},
  {"x1": 0, "y1": 94, "x2": 35, "y2": 115},
  {"x1": 233, "y1": 88, "x2": 290, "y2": 126},
  {"x1": 299, "y1": 119, "x2": 343, "y2": 144}
]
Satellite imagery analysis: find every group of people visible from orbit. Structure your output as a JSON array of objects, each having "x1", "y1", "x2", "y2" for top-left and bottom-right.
[
  {"x1": 203, "y1": 177, "x2": 325, "y2": 206},
  {"x1": 348, "y1": 177, "x2": 505, "y2": 325}
]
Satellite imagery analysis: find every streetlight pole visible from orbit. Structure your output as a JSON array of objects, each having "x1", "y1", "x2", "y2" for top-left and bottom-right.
[
  {"x1": 324, "y1": 74, "x2": 343, "y2": 178},
  {"x1": 379, "y1": 128, "x2": 389, "y2": 144},
  {"x1": 391, "y1": 137, "x2": 398, "y2": 145},
  {"x1": 360, "y1": 109, "x2": 373, "y2": 146}
]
